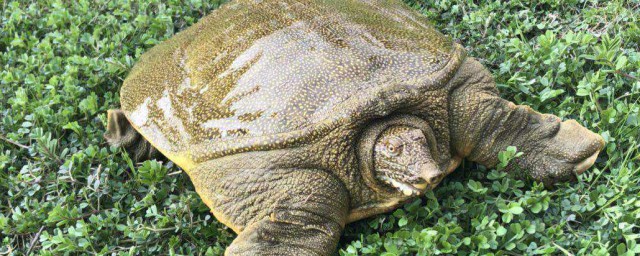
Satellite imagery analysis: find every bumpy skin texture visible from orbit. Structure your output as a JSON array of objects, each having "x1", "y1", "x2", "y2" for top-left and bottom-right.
[{"x1": 106, "y1": 0, "x2": 605, "y2": 255}]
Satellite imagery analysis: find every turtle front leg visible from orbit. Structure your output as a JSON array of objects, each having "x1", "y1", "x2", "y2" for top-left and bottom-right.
[
  {"x1": 226, "y1": 188, "x2": 348, "y2": 256},
  {"x1": 104, "y1": 109, "x2": 164, "y2": 162},
  {"x1": 448, "y1": 58, "x2": 605, "y2": 185},
  {"x1": 185, "y1": 159, "x2": 350, "y2": 256},
  {"x1": 223, "y1": 168, "x2": 349, "y2": 256}
]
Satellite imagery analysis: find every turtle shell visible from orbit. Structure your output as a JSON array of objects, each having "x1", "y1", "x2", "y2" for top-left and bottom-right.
[{"x1": 119, "y1": 0, "x2": 465, "y2": 171}]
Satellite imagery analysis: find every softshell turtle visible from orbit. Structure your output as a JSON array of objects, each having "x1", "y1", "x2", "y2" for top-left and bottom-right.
[{"x1": 104, "y1": 0, "x2": 605, "y2": 254}]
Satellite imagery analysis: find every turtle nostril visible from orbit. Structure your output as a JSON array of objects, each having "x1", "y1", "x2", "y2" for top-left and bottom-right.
[{"x1": 416, "y1": 161, "x2": 443, "y2": 185}]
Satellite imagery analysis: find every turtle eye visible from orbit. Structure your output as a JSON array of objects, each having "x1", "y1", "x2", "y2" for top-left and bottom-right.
[{"x1": 385, "y1": 138, "x2": 403, "y2": 156}]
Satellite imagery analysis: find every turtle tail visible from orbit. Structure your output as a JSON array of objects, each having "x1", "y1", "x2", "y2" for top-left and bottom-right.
[{"x1": 104, "y1": 109, "x2": 164, "y2": 163}]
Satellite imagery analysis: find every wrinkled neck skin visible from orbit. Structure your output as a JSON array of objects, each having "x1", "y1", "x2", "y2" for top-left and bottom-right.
[{"x1": 448, "y1": 58, "x2": 605, "y2": 185}]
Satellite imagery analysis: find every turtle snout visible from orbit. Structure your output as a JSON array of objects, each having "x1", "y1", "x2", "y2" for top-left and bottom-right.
[{"x1": 415, "y1": 161, "x2": 445, "y2": 186}]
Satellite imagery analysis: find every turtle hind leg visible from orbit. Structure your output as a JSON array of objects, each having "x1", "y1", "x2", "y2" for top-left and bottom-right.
[{"x1": 104, "y1": 109, "x2": 164, "y2": 162}]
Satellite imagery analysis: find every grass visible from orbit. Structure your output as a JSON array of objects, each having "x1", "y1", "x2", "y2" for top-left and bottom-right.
[{"x1": 1, "y1": 0, "x2": 638, "y2": 255}]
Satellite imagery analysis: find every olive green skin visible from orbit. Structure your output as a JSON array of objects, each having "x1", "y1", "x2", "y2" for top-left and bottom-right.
[{"x1": 107, "y1": 0, "x2": 605, "y2": 255}]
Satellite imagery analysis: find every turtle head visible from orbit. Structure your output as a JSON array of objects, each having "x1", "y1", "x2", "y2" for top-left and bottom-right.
[{"x1": 372, "y1": 126, "x2": 444, "y2": 196}]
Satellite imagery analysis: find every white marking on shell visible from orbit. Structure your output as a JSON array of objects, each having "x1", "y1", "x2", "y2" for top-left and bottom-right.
[
  {"x1": 157, "y1": 89, "x2": 191, "y2": 141},
  {"x1": 129, "y1": 97, "x2": 150, "y2": 127},
  {"x1": 201, "y1": 117, "x2": 250, "y2": 139}
]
